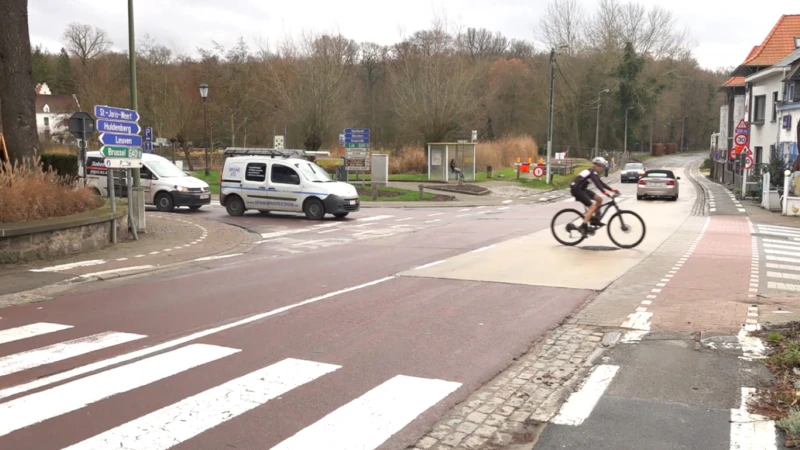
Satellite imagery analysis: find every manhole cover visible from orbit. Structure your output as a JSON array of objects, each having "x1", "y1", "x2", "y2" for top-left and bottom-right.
[{"x1": 580, "y1": 245, "x2": 619, "y2": 251}]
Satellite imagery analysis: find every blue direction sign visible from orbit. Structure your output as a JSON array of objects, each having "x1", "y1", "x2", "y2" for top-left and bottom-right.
[
  {"x1": 97, "y1": 119, "x2": 140, "y2": 135},
  {"x1": 144, "y1": 141, "x2": 154, "y2": 154},
  {"x1": 144, "y1": 127, "x2": 153, "y2": 141},
  {"x1": 94, "y1": 105, "x2": 139, "y2": 123},
  {"x1": 344, "y1": 137, "x2": 370, "y2": 144},
  {"x1": 345, "y1": 131, "x2": 369, "y2": 139},
  {"x1": 344, "y1": 128, "x2": 369, "y2": 134},
  {"x1": 100, "y1": 132, "x2": 142, "y2": 147}
]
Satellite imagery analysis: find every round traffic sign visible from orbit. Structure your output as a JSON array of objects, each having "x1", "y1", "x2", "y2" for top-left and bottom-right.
[
  {"x1": 744, "y1": 155, "x2": 754, "y2": 170},
  {"x1": 729, "y1": 148, "x2": 737, "y2": 160},
  {"x1": 735, "y1": 133, "x2": 748, "y2": 146},
  {"x1": 533, "y1": 166, "x2": 545, "y2": 178}
]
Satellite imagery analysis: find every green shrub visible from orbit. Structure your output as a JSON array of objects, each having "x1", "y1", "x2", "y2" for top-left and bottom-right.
[
  {"x1": 40, "y1": 153, "x2": 78, "y2": 177},
  {"x1": 701, "y1": 158, "x2": 711, "y2": 169}
]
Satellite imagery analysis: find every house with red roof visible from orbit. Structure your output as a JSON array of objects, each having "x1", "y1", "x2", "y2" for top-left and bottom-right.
[{"x1": 35, "y1": 83, "x2": 81, "y2": 143}]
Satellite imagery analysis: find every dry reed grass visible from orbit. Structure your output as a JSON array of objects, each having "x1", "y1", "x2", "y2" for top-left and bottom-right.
[{"x1": 0, "y1": 156, "x2": 102, "y2": 224}]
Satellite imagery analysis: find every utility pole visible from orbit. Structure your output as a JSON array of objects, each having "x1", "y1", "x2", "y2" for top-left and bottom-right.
[
  {"x1": 624, "y1": 107, "x2": 633, "y2": 156},
  {"x1": 679, "y1": 115, "x2": 687, "y2": 152},
  {"x1": 128, "y1": 0, "x2": 145, "y2": 232},
  {"x1": 546, "y1": 48, "x2": 555, "y2": 184},
  {"x1": 594, "y1": 89, "x2": 609, "y2": 159}
]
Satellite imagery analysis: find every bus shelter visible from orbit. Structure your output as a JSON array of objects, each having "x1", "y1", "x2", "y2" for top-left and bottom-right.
[{"x1": 427, "y1": 143, "x2": 476, "y2": 182}]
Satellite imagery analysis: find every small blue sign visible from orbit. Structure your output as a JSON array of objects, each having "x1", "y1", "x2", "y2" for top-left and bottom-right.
[
  {"x1": 144, "y1": 127, "x2": 153, "y2": 141},
  {"x1": 94, "y1": 105, "x2": 139, "y2": 123},
  {"x1": 344, "y1": 137, "x2": 370, "y2": 144},
  {"x1": 143, "y1": 141, "x2": 155, "y2": 154},
  {"x1": 97, "y1": 119, "x2": 140, "y2": 135},
  {"x1": 345, "y1": 132, "x2": 370, "y2": 139},
  {"x1": 344, "y1": 128, "x2": 369, "y2": 134},
  {"x1": 100, "y1": 132, "x2": 143, "y2": 147}
]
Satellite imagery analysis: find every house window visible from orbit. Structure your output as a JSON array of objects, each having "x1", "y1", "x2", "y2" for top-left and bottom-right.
[
  {"x1": 773, "y1": 92, "x2": 779, "y2": 121},
  {"x1": 43, "y1": 117, "x2": 49, "y2": 127},
  {"x1": 753, "y1": 95, "x2": 767, "y2": 123}
]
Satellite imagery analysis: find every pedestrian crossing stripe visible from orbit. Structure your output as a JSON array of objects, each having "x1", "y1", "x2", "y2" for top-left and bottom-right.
[{"x1": 0, "y1": 322, "x2": 462, "y2": 449}]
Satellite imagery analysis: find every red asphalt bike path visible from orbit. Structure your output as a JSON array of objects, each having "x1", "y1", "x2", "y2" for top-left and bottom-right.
[{"x1": 0, "y1": 201, "x2": 588, "y2": 449}]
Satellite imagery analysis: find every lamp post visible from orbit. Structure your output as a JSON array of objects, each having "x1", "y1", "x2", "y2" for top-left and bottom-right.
[
  {"x1": 623, "y1": 106, "x2": 634, "y2": 156},
  {"x1": 594, "y1": 89, "x2": 610, "y2": 159},
  {"x1": 199, "y1": 82, "x2": 209, "y2": 176},
  {"x1": 546, "y1": 44, "x2": 569, "y2": 185}
]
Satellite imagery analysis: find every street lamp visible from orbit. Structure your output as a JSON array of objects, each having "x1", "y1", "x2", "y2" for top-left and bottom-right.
[
  {"x1": 546, "y1": 44, "x2": 570, "y2": 185},
  {"x1": 199, "y1": 82, "x2": 209, "y2": 176},
  {"x1": 623, "y1": 106, "x2": 634, "y2": 156},
  {"x1": 594, "y1": 89, "x2": 610, "y2": 159}
]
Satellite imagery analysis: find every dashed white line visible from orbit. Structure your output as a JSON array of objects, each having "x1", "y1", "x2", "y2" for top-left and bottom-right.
[
  {"x1": 551, "y1": 365, "x2": 619, "y2": 426},
  {"x1": 193, "y1": 254, "x2": 243, "y2": 262}
]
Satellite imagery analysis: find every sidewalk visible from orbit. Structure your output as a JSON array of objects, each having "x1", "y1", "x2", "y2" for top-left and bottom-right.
[{"x1": 0, "y1": 212, "x2": 260, "y2": 304}]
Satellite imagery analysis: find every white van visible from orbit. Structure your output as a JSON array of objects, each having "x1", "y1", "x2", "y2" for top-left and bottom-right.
[
  {"x1": 219, "y1": 149, "x2": 360, "y2": 219},
  {"x1": 84, "y1": 151, "x2": 211, "y2": 212}
]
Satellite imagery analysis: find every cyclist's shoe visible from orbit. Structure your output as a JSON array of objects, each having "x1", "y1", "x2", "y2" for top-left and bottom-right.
[
  {"x1": 590, "y1": 217, "x2": 605, "y2": 228},
  {"x1": 578, "y1": 222, "x2": 591, "y2": 237}
]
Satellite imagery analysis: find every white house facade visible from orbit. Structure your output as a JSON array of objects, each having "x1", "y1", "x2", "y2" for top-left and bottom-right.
[
  {"x1": 745, "y1": 68, "x2": 785, "y2": 165},
  {"x1": 34, "y1": 83, "x2": 80, "y2": 142}
]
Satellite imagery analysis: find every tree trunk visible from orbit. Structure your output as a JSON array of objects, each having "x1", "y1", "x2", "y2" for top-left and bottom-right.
[{"x1": 0, "y1": 0, "x2": 40, "y2": 161}]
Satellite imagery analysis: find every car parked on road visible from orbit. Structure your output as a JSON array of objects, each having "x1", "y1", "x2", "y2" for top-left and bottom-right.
[
  {"x1": 636, "y1": 169, "x2": 680, "y2": 201},
  {"x1": 620, "y1": 163, "x2": 646, "y2": 183}
]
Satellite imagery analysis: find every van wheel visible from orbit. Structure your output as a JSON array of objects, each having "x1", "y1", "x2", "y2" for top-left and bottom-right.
[
  {"x1": 303, "y1": 197, "x2": 326, "y2": 220},
  {"x1": 155, "y1": 192, "x2": 174, "y2": 212},
  {"x1": 225, "y1": 195, "x2": 245, "y2": 216}
]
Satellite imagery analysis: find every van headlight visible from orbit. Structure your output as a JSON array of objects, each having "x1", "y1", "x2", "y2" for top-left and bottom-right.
[{"x1": 174, "y1": 185, "x2": 188, "y2": 192}]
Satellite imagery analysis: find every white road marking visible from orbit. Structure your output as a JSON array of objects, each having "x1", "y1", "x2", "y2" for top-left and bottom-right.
[
  {"x1": 0, "y1": 343, "x2": 238, "y2": 439},
  {"x1": 428, "y1": 212, "x2": 444, "y2": 217},
  {"x1": 497, "y1": 206, "x2": 510, "y2": 211},
  {"x1": 767, "y1": 263, "x2": 800, "y2": 272},
  {"x1": 766, "y1": 272, "x2": 800, "y2": 281},
  {"x1": 729, "y1": 387, "x2": 776, "y2": 450},
  {"x1": 620, "y1": 311, "x2": 653, "y2": 330},
  {"x1": 621, "y1": 330, "x2": 649, "y2": 343},
  {"x1": 193, "y1": 254, "x2": 243, "y2": 262},
  {"x1": 767, "y1": 281, "x2": 800, "y2": 291},
  {"x1": 357, "y1": 215, "x2": 395, "y2": 221},
  {"x1": 318, "y1": 228, "x2": 340, "y2": 234},
  {"x1": 0, "y1": 276, "x2": 394, "y2": 401},
  {"x1": 271, "y1": 375, "x2": 461, "y2": 450},
  {"x1": 425, "y1": 219, "x2": 442, "y2": 224},
  {"x1": 458, "y1": 208, "x2": 472, "y2": 212},
  {"x1": 757, "y1": 230, "x2": 800, "y2": 239},
  {"x1": 115, "y1": 258, "x2": 128, "y2": 262},
  {"x1": 149, "y1": 251, "x2": 160, "y2": 255},
  {"x1": 396, "y1": 217, "x2": 413, "y2": 222},
  {"x1": 502, "y1": 199, "x2": 513, "y2": 204},
  {"x1": 551, "y1": 365, "x2": 619, "y2": 426},
  {"x1": 259, "y1": 228, "x2": 313, "y2": 240},
  {"x1": 134, "y1": 255, "x2": 145, "y2": 258},
  {"x1": 64, "y1": 358, "x2": 341, "y2": 450},
  {"x1": 0, "y1": 331, "x2": 146, "y2": 377},
  {"x1": 0, "y1": 323, "x2": 73, "y2": 345},
  {"x1": 413, "y1": 260, "x2": 446, "y2": 270},
  {"x1": 758, "y1": 224, "x2": 800, "y2": 233},
  {"x1": 29, "y1": 260, "x2": 106, "y2": 273},
  {"x1": 455, "y1": 214, "x2": 473, "y2": 218},
  {"x1": 79, "y1": 266, "x2": 155, "y2": 278},
  {"x1": 763, "y1": 242, "x2": 800, "y2": 251},
  {"x1": 468, "y1": 244, "x2": 496, "y2": 254}
]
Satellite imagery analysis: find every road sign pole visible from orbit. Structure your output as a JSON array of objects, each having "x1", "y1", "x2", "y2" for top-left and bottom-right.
[
  {"x1": 79, "y1": 118, "x2": 87, "y2": 187},
  {"x1": 128, "y1": 0, "x2": 145, "y2": 234},
  {"x1": 127, "y1": 169, "x2": 138, "y2": 240},
  {"x1": 107, "y1": 166, "x2": 117, "y2": 244}
]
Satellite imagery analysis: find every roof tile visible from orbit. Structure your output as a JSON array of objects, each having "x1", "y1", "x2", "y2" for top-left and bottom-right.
[{"x1": 743, "y1": 14, "x2": 800, "y2": 66}]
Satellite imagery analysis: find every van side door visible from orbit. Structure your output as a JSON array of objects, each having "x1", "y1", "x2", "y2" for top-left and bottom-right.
[
  {"x1": 239, "y1": 161, "x2": 270, "y2": 209},
  {"x1": 267, "y1": 162, "x2": 302, "y2": 211}
]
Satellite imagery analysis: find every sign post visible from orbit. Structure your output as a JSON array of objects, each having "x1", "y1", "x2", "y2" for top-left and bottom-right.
[
  {"x1": 94, "y1": 105, "x2": 142, "y2": 241},
  {"x1": 68, "y1": 112, "x2": 96, "y2": 186},
  {"x1": 343, "y1": 128, "x2": 371, "y2": 180}
]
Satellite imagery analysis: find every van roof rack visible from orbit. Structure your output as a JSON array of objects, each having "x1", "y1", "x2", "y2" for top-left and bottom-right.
[{"x1": 223, "y1": 147, "x2": 330, "y2": 159}]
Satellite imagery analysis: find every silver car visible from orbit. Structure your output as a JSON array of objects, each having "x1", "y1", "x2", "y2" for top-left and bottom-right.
[
  {"x1": 620, "y1": 163, "x2": 646, "y2": 183},
  {"x1": 636, "y1": 169, "x2": 680, "y2": 201}
]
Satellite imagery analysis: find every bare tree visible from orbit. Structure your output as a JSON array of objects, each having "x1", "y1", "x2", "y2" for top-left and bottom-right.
[
  {"x1": 389, "y1": 23, "x2": 483, "y2": 143},
  {"x1": 62, "y1": 23, "x2": 112, "y2": 65},
  {"x1": 0, "y1": 0, "x2": 40, "y2": 161},
  {"x1": 537, "y1": 0, "x2": 586, "y2": 55},
  {"x1": 358, "y1": 42, "x2": 388, "y2": 135},
  {"x1": 456, "y1": 28, "x2": 509, "y2": 59},
  {"x1": 264, "y1": 32, "x2": 357, "y2": 150}
]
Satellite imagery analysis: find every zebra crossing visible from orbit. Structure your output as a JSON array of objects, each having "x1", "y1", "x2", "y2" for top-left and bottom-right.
[
  {"x1": 753, "y1": 223, "x2": 800, "y2": 294},
  {"x1": 0, "y1": 321, "x2": 462, "y2": 449}
]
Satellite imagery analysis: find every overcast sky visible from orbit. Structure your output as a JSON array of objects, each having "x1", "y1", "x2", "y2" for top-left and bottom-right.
[{"x1": 28, "y1": 0, "x2": 790, "y2": 71}]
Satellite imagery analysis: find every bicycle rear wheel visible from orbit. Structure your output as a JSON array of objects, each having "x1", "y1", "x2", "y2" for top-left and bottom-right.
[
  {"x1": 551, "y1": 208, "x2": 587, "y2": 246},
  {"x1": 607, "y1": 210, "x2": 646, "y2": 249}
]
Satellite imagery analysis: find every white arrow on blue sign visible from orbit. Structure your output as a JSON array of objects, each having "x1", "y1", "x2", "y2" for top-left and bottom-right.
[
  {"x1": 100, "y1": 132, "x2": 142, "y2": 147},
  {"x1": 144, "y1": 141, "x2": 155, "y2": 154},
  {"x1": 94, "y1": 105, "x2": 139, "y2": 123},
  {"x1": 97, "y1": 119, "x2": 141, "y2": 135}
]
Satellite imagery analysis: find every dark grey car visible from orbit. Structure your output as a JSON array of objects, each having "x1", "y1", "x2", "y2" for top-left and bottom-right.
[{"x1": 620, "y1": 163, "x2": 645, "y2": 183}]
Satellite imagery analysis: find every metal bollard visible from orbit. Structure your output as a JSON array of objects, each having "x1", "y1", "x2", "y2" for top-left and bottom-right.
[
  {"x1": 372, "y1": 184, "x2": 378, "y2": 201},
  {"x1": 418, "y1": 184, "x2": 424, "y2": 200}
]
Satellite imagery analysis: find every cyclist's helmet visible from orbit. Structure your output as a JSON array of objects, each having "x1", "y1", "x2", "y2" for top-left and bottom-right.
[{"x1": 592, "y1": 156, "x2": 608, "y2": 167}]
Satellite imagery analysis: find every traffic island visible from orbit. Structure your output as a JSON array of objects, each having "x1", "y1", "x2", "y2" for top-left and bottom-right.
[
  {"x1": 422, "y1": 183, "x2": 491, "y2": 196},
  {"x1": 355, "y1": 185, "x2": 455, "y2": 202}
]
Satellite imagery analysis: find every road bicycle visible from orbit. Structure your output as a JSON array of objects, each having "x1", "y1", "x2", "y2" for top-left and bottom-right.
[{"x1": 550, "y1": 192, "x2": 646, "y2": 248}]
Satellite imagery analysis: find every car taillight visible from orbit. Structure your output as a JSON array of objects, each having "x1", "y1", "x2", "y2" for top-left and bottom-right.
[
  {"x1": 667, "y1": 180, "x2": 676, "y2": 186},
  {"x1": 638, "y1": 179, "x2": 646, "y2": 185}
]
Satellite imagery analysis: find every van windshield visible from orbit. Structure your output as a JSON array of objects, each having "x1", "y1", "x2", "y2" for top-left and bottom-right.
[
  {"x1": 148, "y1": 160, "x2": 187, "y2": 178},
  {"x1": 294, "y1": 162, "x2": 333, "y2": 183}
]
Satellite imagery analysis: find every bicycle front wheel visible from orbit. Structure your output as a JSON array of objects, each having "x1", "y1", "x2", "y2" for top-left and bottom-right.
[
  {"x1": 607, "y1": 210, "x2": 646, "y2": 249},
  {"x1": 551, "y1": 208, "x2": 587, "y2": 246}
]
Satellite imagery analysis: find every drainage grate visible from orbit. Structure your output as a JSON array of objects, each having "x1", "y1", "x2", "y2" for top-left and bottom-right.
[{"x1": 580, "y1": 245, "x2": 620, "y2": 251}]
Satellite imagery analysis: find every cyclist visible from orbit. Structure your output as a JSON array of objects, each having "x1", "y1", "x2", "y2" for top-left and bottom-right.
[{"x1": 567, "y1": 157, "x2": 619, "y2": 236}]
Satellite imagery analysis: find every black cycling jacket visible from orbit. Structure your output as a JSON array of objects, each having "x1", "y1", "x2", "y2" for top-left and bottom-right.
[{"x1": 571, "y1": 167, "x2": 612, "y2": 192}]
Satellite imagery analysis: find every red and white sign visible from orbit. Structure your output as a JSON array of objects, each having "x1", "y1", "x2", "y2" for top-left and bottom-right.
[
  {"x1": 742, "y1": 145, "x2": 753, "y2": 156},
  {"x1": 735, "y1": 118, "x2": 749, "y2": 133},
  {"x1": 533, "y1": 165, "x2": 545, "y2": 178},
  {"x1": 734, "y1": 133, "x2": 748, "y2": 146},
  {"x1": 744, "y1": 155, "x2": 754, "y2": 170},
  {"x1": 729, "y1": 148, "x2": 737, "y2": 160}
]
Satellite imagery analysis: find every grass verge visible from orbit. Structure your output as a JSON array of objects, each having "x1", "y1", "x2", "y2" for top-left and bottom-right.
[
  {"x1": 355, "y1": 186, "x2": 453, "y2": 202},
  {"x1": 752, "y1": 323, "x2": 800, "y2": 445},
  {"x1": 190, "y1": 170, "x2": 220, "y2": 194}
]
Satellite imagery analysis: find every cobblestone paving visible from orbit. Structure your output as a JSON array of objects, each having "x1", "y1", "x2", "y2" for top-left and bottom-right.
[{"x1": 408, "y1": 325, "x2": 619, "y2": 450}]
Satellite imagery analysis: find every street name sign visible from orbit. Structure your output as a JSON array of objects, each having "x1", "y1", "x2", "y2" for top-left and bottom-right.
[
  {"x1": 104, "y1": 158, "x2": 143, "y2": 169},
  {"x1": 99, "y1": 132, "x2": 143, "y2": 147},
  {"x1": 94, "y1": 105, "x2": 140, "y2": 123},
  {"x1": 98, "y1": 119, "x2": 141, "y2": 135}
]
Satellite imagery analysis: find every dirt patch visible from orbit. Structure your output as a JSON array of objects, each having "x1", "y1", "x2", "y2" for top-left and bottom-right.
[{"x1": 424, "y1": 183, "x2": 490, "y2": 196}]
